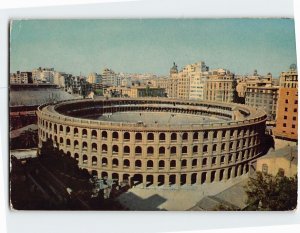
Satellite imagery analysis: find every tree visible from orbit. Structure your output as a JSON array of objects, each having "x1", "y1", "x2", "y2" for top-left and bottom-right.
[{"x1": 245, "y1": 171, "x2": 297, "y2": 211}]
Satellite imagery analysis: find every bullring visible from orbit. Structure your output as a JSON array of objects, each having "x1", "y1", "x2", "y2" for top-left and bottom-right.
[{"x1": 37, "y1": 98, "x2": 267, "y2": 188}]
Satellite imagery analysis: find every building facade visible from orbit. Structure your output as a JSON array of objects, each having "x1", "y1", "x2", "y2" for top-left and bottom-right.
[
  {"x1": 273, "y1": 65, "x2": 298, "y2": 141},
  {"x1": 245, "y1": 86, "x2": 279, "y2": 121}
]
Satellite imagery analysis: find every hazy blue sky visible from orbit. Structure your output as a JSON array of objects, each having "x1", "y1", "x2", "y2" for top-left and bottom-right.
[{"x1": 10, "y1": 19, "x2": 297, "y2": 77}]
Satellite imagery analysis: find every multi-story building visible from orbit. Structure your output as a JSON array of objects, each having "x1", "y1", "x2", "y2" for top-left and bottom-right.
[
  {"x1": 236, "y1": 71, "x2": 273, "y2": 98},
  {"x1": 204, "y1": 68, "x2": 235, "y2": 102},
  {"x1": 87, "y1": 73, "x2": 102, "y2": 84},
  {"x1": 10, "y1": 71, "x2": 32, "y2": 84},
  {"x1": 32, "y1": 67, "x2": 55, "y2": 84},
  {"x1": 105, "y1": 86, "x2": 165, "y2": 98},
  {"x1": 273, "y1": 65, "x2": 298, "y2": 141},
  {"x1": 245, "y1": 86, "x2": 279, "y2": 122},
  {"x1": 102, "y1": 68, "x2": 120, "y2": 87}
]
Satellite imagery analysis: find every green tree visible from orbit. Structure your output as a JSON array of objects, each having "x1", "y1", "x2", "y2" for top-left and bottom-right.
[{"x1": 245, "y1": 171, "x2": 297, "y2": 211}]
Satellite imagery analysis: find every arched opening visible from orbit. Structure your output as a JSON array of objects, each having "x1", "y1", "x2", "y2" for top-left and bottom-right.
[
  {"x1": 210, "y1": 171, "x2": 216, "y2": 183},
  {"x1": 221, "y1": 143, "x2": 226, "y2": 151},
  {"x1": 201, "y1": 172, "x2": 206, "y2": 184},
  {"x1": 169, "y1": 175, "x2": 176, "y2": 186},
  {"x1": 181, "y1": 159, "x2": 187, "y2": 168},
  {"x1": 220, "y1": 169, "x2": 224, "y2": 181},
  {"x1": 147, "y1": 133, "x2": 154, "y2": 141},
  {"x1": 60, "y1": 137, "x2": 63, "y2": 144},
  {"x1": 146, "y1": 175, "x2": 153, "y2": 187},
  {"x1": 135, "y1": 146, "x2": 142, "y2": 155},
  {"x1": 202, "y1": 158, "x2": 207, "y2": 166},
  {"x1": 147, "y1": 160, "x2": 153, "y2": 169},
  {"x1": 159, "y1": 160, "x2": 165, "y2": 169},
  {"x1": 212, "y1": 157, "x2": 217, "y2": 165},
  {"x1": 171, "y1": 133, "x2": 177, "y2": 141},
  {"x1": 182, "y1": 146, "x2": 187, "y2": 154},
  {"x1": 91, "y1": 170, "x2": 98, "y2": 177},
  {"x1": 54, "y1": 124, "x2": 57, "y2": 133},
  {"x1": 192, "y1": 159, "x2": 197, "y2": 167},
  {"x1": 74, "y1": 153, "x2": 79, "y2": 161},
  {"x1": 92, "y1": 156, "x2": 97, "y2": 165},
  {"x1": 193, "y1": 145, "x2": 198, "y2": 154},
  {"x1": 158, "y1": 175, "x2": 164, "y2": 186},
  {"x1": 135, "y1": 160, "x2": 142, "y2": 169},
  {"x1": 123, "y1": 174, "x2": 130, "y2": 184},
  {"x1": 102, "y1": 131, "x2": 107, "y2": 139},
  {"x1": 159, "y1": 147, "x2": 165, "y2": 155},
  {"x1": 124, "y1": 146, "x2": 130, "y2": 154},
  {"x1": 74, "y1": 127, "x2": 79, "y2": 135},
  {"x1": 170, "y1": 146, "x2": 176, "y2": 155},
  {"x1": 222, "y1": 130, "x2": 226, "y2": 138},
  {"x1": 213, "y1": 131, "x2": 218, "y2": 139},
  {"x1": 102, "y1": 144, "x2": 107, "y2": 152},
  {"x1": 82, "y1": 141, "x2": 87, "y2": 150},
  {"x1": 203, "y1": 131, "x2": 208, "y2": 140},
  {"x1": 66, "y1": 151, "x2": 71, "y2": 157},
  {"x1": 170, "y1": 160, "x2": 176, "y2": 169},
  {"x1": 59, "y1": 125, "x2": 63, "y2": 132},
  {"x1": 123, "y1": 159, "x2": 130, "y2": 168},
  {"x1": 132, "y1": 174, "x2": 143, "y2": 186},
  {"x1": 102, "y1": 157, "x2": 108, "y2": 166},
  {"x1": 159, "y1": 133, "x2": 165, "y2": 141},
  {"x1": 82, "y1": 129, "x2": 87, "y2": 137},
  {"x1": 92, "y1": 130, "x2": 97, "y2": 138},
  {"x1": 92, "y1": 143, "x2": 97, "y2": 151},
  {"x1": 180, "y1": 174, "x2": 186, "y2": 185},
  {"x1": 191, "y1": 173, "x2": 197, "y2": 185},
  {"x1": 74, "y1": 140, "x2": 79, "y2": 148},
  {"x1": 112, "y1": 145, "x2": 119, "y2": 153},
  {"x1": 193, "y1": 132, "x2": 198, "y2": 140},
  {"x1": 203, "y1": 145, "x2": 208, "y2": 153},
  {"x1": 124, "y1": 132, "x2": 130, "y2": 140},
  {"x1": 221, "y1": 155, "x2": 225, "y2": 164},
  {"x1": 147, "y1": 146, "x2": 154, "y2": 155},
  {"x1": 66, "y1": 139, "x2": 70, "y2": 146},
  {"x1": 135, "y1": 132, "x2": 142, "y2": 141},
  {"x1": 83, "y1": 154, "x2": 88, "y2": 164},
  {"x1": 66, "y1": 126, "x2": 70, "y2": 134},
  {"x1": 112, "y1": 131, "x2": 119, "y2": 140},
  {"x1": 112, "y1": 158, "x2": 119, "y2": 167},
  {"x1": 112, "y1": 173, "x2": 119, "y2": 184},
  {"x1": 212, "y1": 144, "x2": 217, "y2": 152},
  {"x1": 182, "y1": 132, "x2": 188, "y2": 141},
  {"x1": 101, "y1": 171, "x2": 108, "y2": 179}
]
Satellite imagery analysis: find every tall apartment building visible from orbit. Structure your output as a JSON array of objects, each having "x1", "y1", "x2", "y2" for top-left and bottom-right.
[
  {"x1": 245, "y1": 86, "x2": 279, "y2": 121},
  {"x1": 204, "y1": 68, "x2": 235, "y2": 102},
  {"x1": 273, "y1": 65, "x2": 298, "y2": 141},
  {"x1": 102, "y1": 68, "x2": 120, "y2": 86}
]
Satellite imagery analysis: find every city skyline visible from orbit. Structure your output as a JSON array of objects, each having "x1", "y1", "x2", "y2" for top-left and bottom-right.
[{"x1": 10, "y1": 19, "x2": 297, "y2": 76}]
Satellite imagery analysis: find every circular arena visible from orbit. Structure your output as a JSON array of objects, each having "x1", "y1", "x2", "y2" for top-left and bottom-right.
[{"x1": 37, "y1": 98, "x2": 267, "y2": 188}]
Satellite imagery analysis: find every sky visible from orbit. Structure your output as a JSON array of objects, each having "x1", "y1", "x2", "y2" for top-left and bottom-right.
[{"x1": 10, "y1": 19, "x2": 297, "y2": 77}]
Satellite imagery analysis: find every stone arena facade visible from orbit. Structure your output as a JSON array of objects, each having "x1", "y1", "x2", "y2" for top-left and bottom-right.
[{"x1": 37, "y1": 98, "x2": 267, "y2": 188}]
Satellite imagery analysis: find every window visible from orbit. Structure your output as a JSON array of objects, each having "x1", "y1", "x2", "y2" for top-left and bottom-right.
[
  {"x1": 294, "y1": 108, "x2": 297, "y2": 113},
  {"x1": 262, "y1": 164, "x2": 268, "y2": 174},
  {"x1": 283, "y1": 123, "x2": 286, "y2": 127},
  {"x1": 284, "y1": 116, "x2": 287, "y2": 120},
  {"x1": 284, "y1": 108, "x2": 288, "y2": 112},
  {"x1": 293, "y1": 116, "x2": 297, "y2": 121},
  {"x1": 285, "y1": 99, "x2": 288, "y2": 104},
  {"x1": 292, "y1": 124, "x2": 295, "y2": 128},
  {"x1": 295, "y1": 100, "x2": 298, "y2": 104},
  {"x1": 212, "y1": 157, "x2": 217, "y2": 165}
]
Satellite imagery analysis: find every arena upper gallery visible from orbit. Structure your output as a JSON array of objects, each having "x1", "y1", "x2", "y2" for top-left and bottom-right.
[{"x1": 37, "y1": 98, "x2": 267, "y2": 188}]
